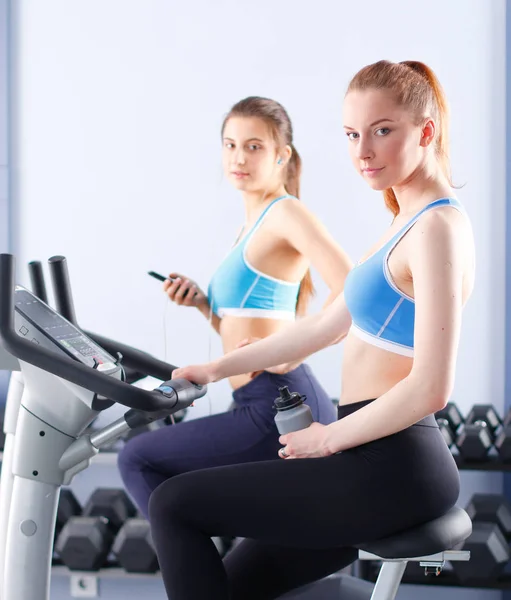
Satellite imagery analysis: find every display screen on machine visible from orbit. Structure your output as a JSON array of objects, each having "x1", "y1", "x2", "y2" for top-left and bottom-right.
[{"x1": 14, "y1": 287, "x2": 115, "y2": 368}]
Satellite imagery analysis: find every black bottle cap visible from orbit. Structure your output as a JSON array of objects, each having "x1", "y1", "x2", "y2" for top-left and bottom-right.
[{"x1": 273, "y1": 386, "x2": 306, "y2": 411}]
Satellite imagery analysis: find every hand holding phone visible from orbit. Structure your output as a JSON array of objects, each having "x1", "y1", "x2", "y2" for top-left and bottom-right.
[
  {"x1": 148, "y1": 271, "x2": 174, "y2": 283},
  {"x1": 148, "y1": 270, "x2": 205, "y2": 307}
]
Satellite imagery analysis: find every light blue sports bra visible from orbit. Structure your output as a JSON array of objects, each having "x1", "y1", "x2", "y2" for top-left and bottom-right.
[
  {"x1": 208, "y1": 195, "x2": 300, "y2": 320},
  {"x1": 343, "y1": 198, "x2": 464, "y2": 357}
]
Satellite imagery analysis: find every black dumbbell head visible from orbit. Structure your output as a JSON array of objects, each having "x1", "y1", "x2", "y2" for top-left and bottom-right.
[
  {"x1": 466, "y1": 405, "x2": 502, "y2": 436},
  {"x1": 435, "y1": 403, "x2": 463, "y2": 434},
  {"x1": 56, "y1": 489, "x2": 82, "y2": 538},
  {"x1": 83, "y1": 488, "x2": 136, "y2": 532},
  {"x1": 466, "y1": 494, "x2": 511, "y2": 539},
  {"x1": 112, "y1": 518, "x2": 158, "y2": 573},
  {"x1": 501, "y1": 408, "x2": 511, "y2": 428},
  {"x1": 451, "y1": 521, "x2": 510, "y2": 582},
  {"x1": 437, "y1": 418, "x2": 455, "y2": 448},
  {"x1": 456, "y1": 422, "x2": 493, "y2": 461},
  {"x1": 56, "y1": 516, "x2": 114, "y2": 571},
  {"x1": 495, "y1": 426, "x2": 511, "y2": 462}
]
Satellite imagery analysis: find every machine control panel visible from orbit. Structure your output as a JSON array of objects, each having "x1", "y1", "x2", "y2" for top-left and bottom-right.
[{"x1": 14, "y1": 287, "x2": 116, "y2": 369}]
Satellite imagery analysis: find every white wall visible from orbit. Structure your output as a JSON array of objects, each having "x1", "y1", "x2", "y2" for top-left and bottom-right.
[
  {"x1": 11, "y1": 0, "x2": 506, "y2": 420},
  {"x1": 9, "y1": 2, "x2": 506, "y2": 598}
]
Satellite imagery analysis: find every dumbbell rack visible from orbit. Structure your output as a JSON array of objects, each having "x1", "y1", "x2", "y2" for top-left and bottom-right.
[
  {"x1": 359, "y1": 456, "x2": 511, "y2": 590},
  {"x1": 4, "y1": 453, "x2": 511, "y2": 592},
  {"x1": 0, "y1": 447, "x2": 222, "y2": 597},
  {"x1": 455, "y1": 456, "x2": 511, "y2": 472},
  {"x1": 51, "y1": 566, "x2": 163, "y2": 598},
  {"x1": 0, "y1": 453, "x2": 165, "y2": 600}
]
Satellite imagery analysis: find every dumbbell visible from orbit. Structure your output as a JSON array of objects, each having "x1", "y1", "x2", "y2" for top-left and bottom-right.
[
  {"x1": 56, "y1": 488, "x2": 136, "y2": 571},
  {"x1": 112, "y1": 518, "x2": 159, "y2": 573},
  {"x1": 111, "y1": 518, "x2": 229, "y2": 574},
  {"x1": 55, "y1": 488, "x2": 82, "y2": 540},
  {"x1": 494, "y1": 408, "x2": 511, "y2": 462},
  {"x1": 452, "y1": 493, "x2": 511, "y2": 582},
  {"x1": 435, "y1": 403, "x2": 464, "y2": 448},
  {"x1": 456, "y1": 404, "x2": 501, "y2": 461}
]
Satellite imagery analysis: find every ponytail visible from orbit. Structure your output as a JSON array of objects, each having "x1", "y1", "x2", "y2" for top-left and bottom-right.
[
  {"x1": 284, "y1": 143, "x2": 301, "y2": 198},
  {"x1": 383, "y1": 189, "x2": 400, "y2": 217},
  {"x1": 285, "y1": 144, "x2": 314, "y2": 315},
  {"x1": 296, "y1": 270, "x2": 314, "y2": 316},
  {"x1": 400, "y1": 61, "x2": 452, "y2": 184}
]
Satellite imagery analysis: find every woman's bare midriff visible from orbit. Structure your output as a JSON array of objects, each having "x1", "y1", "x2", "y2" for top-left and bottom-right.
[
  {"x1": 219, "y1": 316, "x2": 297, "y2": 390},
  {"x1": 339, "y1": 332, "x2": 413, "y2": 405}
]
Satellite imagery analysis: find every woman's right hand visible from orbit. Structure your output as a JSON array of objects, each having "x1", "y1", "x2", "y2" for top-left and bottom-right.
[
  {"x1": 172, "y1": 363, "x2": 218, "y2": 385},
  {"x1": 163, "y1": 273, "x2": 209, "y2": 310}
]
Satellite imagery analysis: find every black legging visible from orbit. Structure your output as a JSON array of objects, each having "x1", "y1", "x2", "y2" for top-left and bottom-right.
[{"x1": 148, "y1": 399, "x2": 460, "y2": 600}]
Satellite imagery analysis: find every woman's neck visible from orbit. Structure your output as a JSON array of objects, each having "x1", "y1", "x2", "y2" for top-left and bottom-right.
[
  {"x1": 241, "y1": 185, "x2": 288, "y2": 223},
  {"x1": 393, "y1": 160, "x2": 452, "y2": 218}
]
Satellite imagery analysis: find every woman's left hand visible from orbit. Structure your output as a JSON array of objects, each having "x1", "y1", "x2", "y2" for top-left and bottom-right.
[{"x1": 279, "y1": 422, "x2": 332, "y2": 459}]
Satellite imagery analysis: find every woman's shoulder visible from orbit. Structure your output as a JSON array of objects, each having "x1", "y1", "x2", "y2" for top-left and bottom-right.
[{"x1": 266, "y1": 196, "x2": 315, "y2": 224}]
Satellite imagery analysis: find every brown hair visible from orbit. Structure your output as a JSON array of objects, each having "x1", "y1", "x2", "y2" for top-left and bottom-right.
[
  {"x1": 347, "y1": 60, "x2": 452, "y2": 216},
  {"x1": 222, "y1": 96, "x2": 314, "y2": 314}
]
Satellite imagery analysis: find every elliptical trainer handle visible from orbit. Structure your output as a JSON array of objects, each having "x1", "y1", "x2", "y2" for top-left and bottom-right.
[
  {"x1": 0, "y1": 254, "x2": 15, "y2": 338},
  {"x1": 28, "y1": 261, "x2": 49, "y2": 304},
  {"x1": 48, "y1": 255, "x2": 77, "y2": 324},
  {"x1": 84, "y1": 331, "x2": 176, "y2": 381},
  {"x1": 0, "y1": 254, "x2": 207, "y2": 412},
  {"x1": 48, "y1": 254, "x2": 175, "y2": 380}
]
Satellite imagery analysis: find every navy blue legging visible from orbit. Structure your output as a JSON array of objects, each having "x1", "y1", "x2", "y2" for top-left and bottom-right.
[{"x1": 118, "y1": 364, "x2": 336, "y2": 517}]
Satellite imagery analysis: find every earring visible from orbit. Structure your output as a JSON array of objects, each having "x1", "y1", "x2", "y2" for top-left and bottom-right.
[{"x1": 277, "y1": 158, "x2": 283, "y2": 165}]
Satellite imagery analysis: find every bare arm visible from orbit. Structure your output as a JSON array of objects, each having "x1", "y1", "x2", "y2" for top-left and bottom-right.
[
  {"x1": 273, "y1": 198, "x2": 353, "y2": 309},
  {"x1": 163, "y1": 274, "x2": 222, "y2": 335},
  {"x1": 256, "y1": 198, "x2": 352, "y2": 373},
  {"x1": 210, "y1": 290, "x2": 352, "y2": 381},
  {"x1": 320, "y1": 209, "x2": 468, "y2": 454}
]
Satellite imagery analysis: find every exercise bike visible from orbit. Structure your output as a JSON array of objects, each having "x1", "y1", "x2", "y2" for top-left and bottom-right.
[{"x1": 0, "y1": 253, "x2": 206, "y2": 600}]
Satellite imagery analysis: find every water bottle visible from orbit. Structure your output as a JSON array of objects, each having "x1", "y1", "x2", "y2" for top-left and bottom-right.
[{"x1": 273, "y1": 386, "x2": 314, "y2": 435}]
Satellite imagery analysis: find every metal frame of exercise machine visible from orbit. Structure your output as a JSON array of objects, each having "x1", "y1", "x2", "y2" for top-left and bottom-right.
[
  {"x1": 0, "y1": 253, "x2": 206, "y2": 600},
  {"x1": 0, "y1": 256, "x2": 155, "y2": 593}
]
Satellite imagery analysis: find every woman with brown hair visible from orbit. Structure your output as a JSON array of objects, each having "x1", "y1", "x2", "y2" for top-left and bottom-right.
[{"x1": 118, "y1": 96, "x2": 352, "y2": 518}]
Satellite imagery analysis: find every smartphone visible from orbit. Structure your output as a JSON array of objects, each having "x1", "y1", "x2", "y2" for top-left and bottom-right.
[
  {"x1": 147, "y1": 270, "x2": 175, "y2": 283},
  {"x1": 147, "y1": 270, "x2": 196, "y2": 298}
]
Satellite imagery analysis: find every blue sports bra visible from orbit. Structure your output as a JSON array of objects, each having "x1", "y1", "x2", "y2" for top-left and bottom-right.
[
  {"x1": 208, "y1": 195, "x2": 300, "y2": 320},
  {"x1": 343, "y1": 198, "x2": 464, "y2": 357}
]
